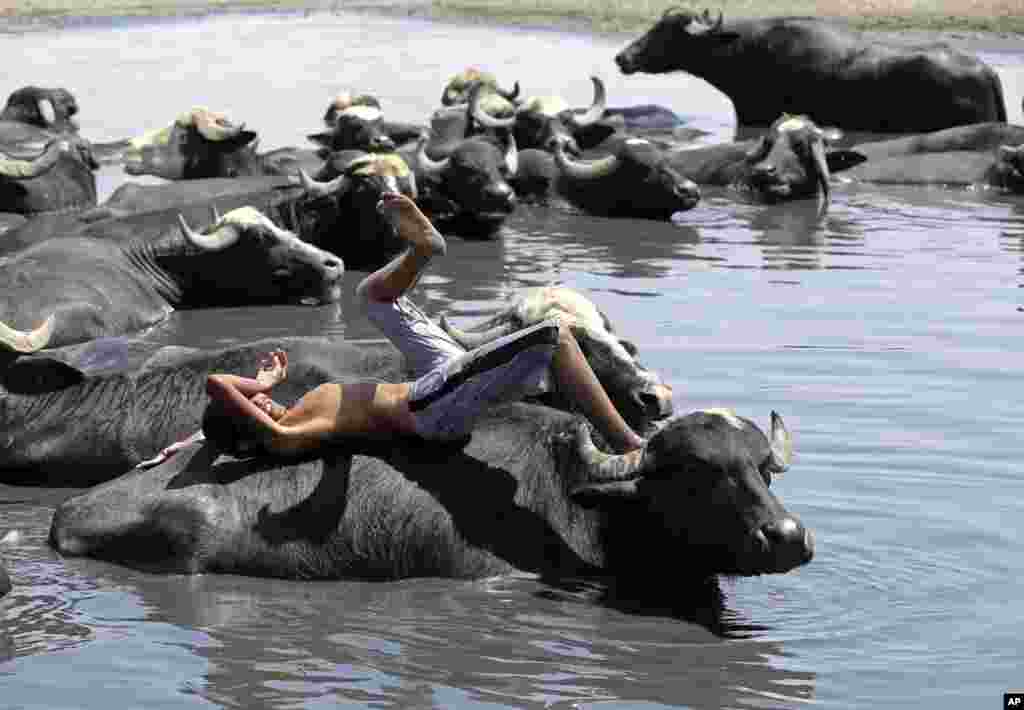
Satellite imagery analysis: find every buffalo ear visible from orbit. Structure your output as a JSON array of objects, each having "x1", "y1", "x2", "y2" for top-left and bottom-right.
[
  {"x1": 573, "y1": 123, "x2": 617, "y2": 151},
  {"x1": 569, "y1": 480, "x2": 641, "y2": 507},
  {"x1": 223, "y1": 130, "x2": 259, "y2": 149},
  {"x1": 0, "y1": 357, "x2": 85, "y2": 394},
  {"x1": 826, "y1": 149, "x2": 867, "y2": 173}
]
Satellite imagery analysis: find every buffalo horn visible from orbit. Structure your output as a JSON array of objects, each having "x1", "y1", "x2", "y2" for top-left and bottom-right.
[
  {"x1": 498, "y1": 80, "x2": 520, "y2": 103},
  {"x1": 765, "y1": 410, "x2": 793, "y2": 474},
  {"x1": 703, "y1": 8, "x2": 724, "y2": 31},
  {"x1": 415, "y1": 135, "x2": 450, "y2": 179},
  {"x1": 192, "y1": 108, "x2": 243, "y2": 142},
  {"x1": 469, "y1": 81, "x2": 516, "y2": 130},
  {"x1": 0, "y1": 314, "x2": 55, "y2": 353},
  {"x1": 210, "y1": 204, "x2": 221, "y2": 225},
  {"x1": 0, "y1": 139, "x2": 65, "y2": 179},
  {"x1": 178, "y1": 213, "x2": 240, "y2": 251},
  {"x1": 567, "y1": 76, "x2": 607, "y2": 129},
  {"x1": 553, "y1": 141, "x2": 619, "y2": 181},
  {"x1": 297, "y1": 169, "x2": 350, "y2": 200},
  {"x1": 38, "y1": 98, "x2": 56, "y2": 125},
  {"x1": 504, "y1": 134, "x2": 518, "y2": 176},
  {"x1": 575, "y1": 423, "x2": 647, "y2": 481},
  {"x1": 810, "y1": 138, "x2": 831, "y2": 206},
  {"x1": 438, "y1": 314, "x2": 517, "y2": 349}
]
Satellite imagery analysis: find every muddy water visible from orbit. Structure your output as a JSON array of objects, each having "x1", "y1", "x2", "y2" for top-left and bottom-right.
[{"x1": 1, "y1": 10, "x2": 1024, "y2": 709}]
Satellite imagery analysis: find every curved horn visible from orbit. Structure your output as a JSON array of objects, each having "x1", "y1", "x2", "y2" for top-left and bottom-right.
[
  {"x1": 178, "y1": 212, "x2": 240, "y2": 251},
  {"x1": 498, "y1": 80, "x2": 520, "y2": 103},
  {"x1": 415, "y1": 135, "x2": 450, "y2": 179},
  {"x1": 0, "y1": 314, "x2": 55, "y2": 353},
  {"x1": 0, "y1": 139, "x2": 65, "y2": 179},
  {"x1": 438, "y1": 314, "x2": 518, "y2": 349},
  {"x1": 504, "y1": 134, "x2": 518, "y2": 176},
  {"x1": 553, "y1": 141, "x2": 619, "y2": 181},
  {"x1": 297, "y1": 169, "x2": 350, "y2": 200},
  {"x1": 192, "y1": 108, "x2": 243, "y2": 142},
  {"x1": 810, "y1": 138, "x2": 831, "y2": 206},
  {"x1": 702, "y1": 8, "x2": 723, "y2": 31},
  {"x1": 765, "y1": 411, "x2": 793, "y2": 474},
  {"x1": 37, "y1": 98, "x2": 56, "y2": 125},
  {"x1": 568, "y1": 76, "x2": 607, "y2": 128},
  {"x1": 469, "y1": 81, "x2": 516, "y2": 130},
  {"x1": 575, "y1": 423, "x2": 647, "y2": 481}
]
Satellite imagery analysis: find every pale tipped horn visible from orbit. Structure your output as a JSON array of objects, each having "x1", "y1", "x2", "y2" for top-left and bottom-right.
[
  {"x1": 210, "y1": 204, "x2": 221, "y2": 225},
  {"x1": 297, "y1": 168, "x2": 350, "y2": 200},
  {"x1": 178, "y1": 212, "x2": 240, "y2": 251},
  {"x1": 498, "y1": 80, "x2": 520, "y2": 103},
  {"x1": 0, "y1": 139, "x2": 66, "y2": 179},
  {"x1": 553, "y1": 141, "x2": 619, "y2": 181},
  {"x1": 567, "y1": 76, "x2": 607, "y2": 128},
  {"x1": 765, "y1": 411, "x2": 793, "y2": 474},
  {"x1": 575, "y1": 422, "x2": 648, "y2": 481},
  {"x1": 469, "y1": 81, "x2": 515, "y2": 130},
  {"x1": 810, "y1": 138, "x2": 831, "y2": 206},
  {"x1": 192, "y1": 108, "x2": 243, "y2": 142},
  {"x1": 38, "y1": 98, "x2": 56, "y2": 125},
  {"x1": 438, "y1": 314, "x2": 518, "y2": 349},
  {"x1": 504, "y1": 134, "x2": 518, "y2": 176},
  {"x1": 415, "y1": 135, "x2": 450, "y2": 179},
  {"x1": 0, "y1": 314, "x2": 55, "y2": 353}
]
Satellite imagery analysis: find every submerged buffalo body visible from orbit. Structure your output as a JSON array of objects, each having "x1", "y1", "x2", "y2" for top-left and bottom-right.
[
  {"x1": 50, "y1": 405, "x2": 812, "y2": 581},
  {"x1": 616, "y1": 11, "x2": 1007, "y2": 132},
  {"x1": 840, "y1": 122, "x2": 1024, "y2": 191},
  {"x1": 0, "y1": 206, "x2": 342, "y2": 354}
]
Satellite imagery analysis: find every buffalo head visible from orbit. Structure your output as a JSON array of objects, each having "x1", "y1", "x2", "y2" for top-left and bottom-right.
[
  {"x1": 553, "y1": 136, "x2": 700, "y2": 218},
  {"x1": 572, "y1": 409, "x2": 813, "y2": 576},
  {"x1": 321, "y1": 91, "x2": 382, "y2": 128},
  {"x1": 123, "y1": 107, "x2": 261, "y2": 180},
  {"x1": 743, "y1": 114, "x2": 866, "y2": 203},
  {"x1": 615, "y1": 8, "x2": 738, "y2": 75},
  {"x1": 309, "y1": 104, "x2": 396, "y2": 155},
  {"x1": 174, "y1": 205, "x2": 343, "y2": 307},
  {"x1": 0, "y1": 137, "x2": 98, "y2": 215},
  {"x1": 1, "y1": 86, "x2": 80, "y2": 133},
  {"x1": 440, "y1": 66, "x2": 520, "y2": 107},
  {"x1": 995, "y1": 144, "x2": 1024, "y2": 193}
]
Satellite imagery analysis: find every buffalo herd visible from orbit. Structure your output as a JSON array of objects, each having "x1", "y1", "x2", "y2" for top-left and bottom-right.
[{"x1": 1, "y1": 8, "x2": 1022, "y2": 604}]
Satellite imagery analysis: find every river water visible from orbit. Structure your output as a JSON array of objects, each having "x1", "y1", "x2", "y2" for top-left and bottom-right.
[{"x1": 1, "y1": 10, "x2": 1023, "y2": 709}]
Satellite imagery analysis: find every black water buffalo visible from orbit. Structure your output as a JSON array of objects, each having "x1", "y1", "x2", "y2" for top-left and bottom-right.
[
  {"x1": 615, "y1": 10, "x2": 1007, "y2": 132},
  {"x1": 49, "y1": 402, "x2": 811, "y2": 581},
  {"x1": 511, "y1": 134, "x2": 700, "y2": 218},
  {"x1": 400, "y1": 130, "x2": 518, "y2": 237},
  {"x1": 666, "y1": 114, "x2": 866, "y2": 203},
  {"x1": 439, "y1": 286, "x2": 674, "y2": 428},
  {"x1": 313, "y1": 96, "x2": 425, "y2": 155},
  {"x1": 839, "y1": 123, "x2": 1024, "y2": 191},
  {"x1": 123, "y1": 107, "x2": 316, "y2": 179},
  {"x1": 0, "y1": 205, "x2": 342, "y2": 354},
  {"x1": 0, "y1": 135, "x2": 98, "y2": 215},
  {"x1": 0, "y1": 86, "x2": 80, "y2": 134}
]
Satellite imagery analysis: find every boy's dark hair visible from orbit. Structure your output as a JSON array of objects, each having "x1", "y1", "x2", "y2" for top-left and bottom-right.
[{"x1": 201, "y1": 400, "x2": 266, "y2": 456}]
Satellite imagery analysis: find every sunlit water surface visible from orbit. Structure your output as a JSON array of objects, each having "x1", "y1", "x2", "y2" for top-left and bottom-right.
[{"x1": 1, "y1": 11, "x2": 1023, "y2": 709}]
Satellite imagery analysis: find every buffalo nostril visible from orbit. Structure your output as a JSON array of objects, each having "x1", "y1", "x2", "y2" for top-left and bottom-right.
[{"x1": 761, "y1": 517, "x2": 803, "y2": 546}]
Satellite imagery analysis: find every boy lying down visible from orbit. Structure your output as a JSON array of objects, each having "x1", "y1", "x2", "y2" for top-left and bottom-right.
[{"x1": 140, "y1": 194, "x2": 648, "y2": 467}]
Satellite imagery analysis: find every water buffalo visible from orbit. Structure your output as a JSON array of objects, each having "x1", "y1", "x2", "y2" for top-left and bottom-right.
[
  {"x1": 0, "y1": 86, "x2": 80, "y2": 134},
  {"x1": 123, "y1": 107, "x2": 315, "y2": 179},
  {"x1": 511, "y1": 134, "x2": 700, "y2": 218},
  {"x1": 0, "y1": 135, "x2": 98, "y2": 215},
  {"x1": 439, "y1": 286, "x2": 674, "y2": 431},
  {"x1": 0, "y1": 205, "x2": 342, "y2": 354},
  {"x1": 615, "y1": 10, "x2": 1007, "y2": 132},
  {"x1": 321, "y1": 91, "x2": 382, "y2": 128},
  {"x1": 836, "y1": 122, "x2": 1024, "y2": 191},
  {"x1": 400, "y1": 131, "x2": 518, "y2": 237},
  {"x1": 313, "y1": 97, "x2": 425, "y2": 155},
  {"x1": 48, "y1": 402, "x2": 811, "y2": 581},
  {"x1": 440, "y1": 66, "x2": 520, "y2": 108},
  {"x1": 666, "y1": 114, "x2": 867, "y2": 203}
]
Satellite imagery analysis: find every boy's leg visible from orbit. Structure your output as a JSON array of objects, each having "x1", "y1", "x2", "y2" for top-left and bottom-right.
[{"x1": 358, "y1": 192, "x2": 446, "y2": 304}]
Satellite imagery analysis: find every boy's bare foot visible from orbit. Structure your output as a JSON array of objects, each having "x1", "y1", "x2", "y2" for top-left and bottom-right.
[{"x1": 377, "y1": 192, "x2": 446, "y2": 256}]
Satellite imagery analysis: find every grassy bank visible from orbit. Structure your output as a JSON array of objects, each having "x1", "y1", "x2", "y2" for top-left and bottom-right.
[{"x1": 3, "y1": 0, "x2": 1024, "y2": 34}]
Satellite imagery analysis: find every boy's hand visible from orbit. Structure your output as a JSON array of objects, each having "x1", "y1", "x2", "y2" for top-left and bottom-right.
[{"x1": 256, "y1": 350, "x2": 288, "y2": 386}]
